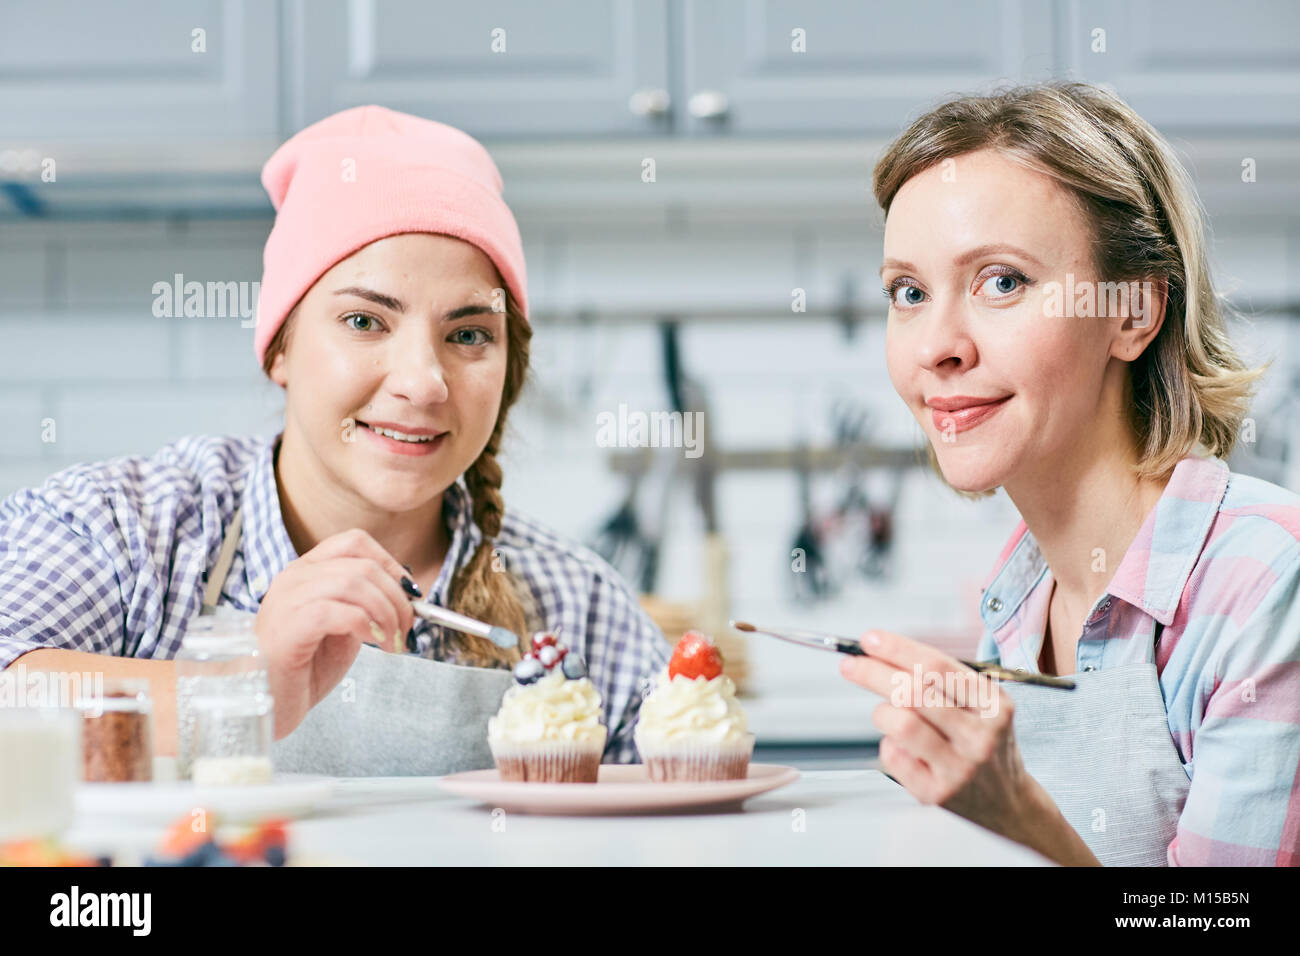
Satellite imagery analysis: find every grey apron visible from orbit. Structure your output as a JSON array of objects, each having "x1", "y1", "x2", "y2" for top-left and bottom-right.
[
  {"x1": 203, "y1": 505, "x2": 515, "y2": 776},
  {"x1": 1000, "y1": 623, "x2": 1191, "y2": 866}
]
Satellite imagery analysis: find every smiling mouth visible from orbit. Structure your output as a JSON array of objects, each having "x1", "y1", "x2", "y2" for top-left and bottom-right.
[
  {"x1": 927, "y1": 395, "x2": 1011, "y2": 434},
  {"x1": 355, "y1": 421, "x2": 444, "y2": 444}
]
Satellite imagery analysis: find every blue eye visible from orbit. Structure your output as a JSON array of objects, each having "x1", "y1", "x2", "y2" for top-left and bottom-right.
[
  {"x1": 342, "y1": 313, "x2": 382, "y2": 332},
  {"x1": 883, "y1": 282, "x2": 926, "y2": 307},
  {"x1": 448, "y1": 327, "x2": 491, "y2": 346},
  {"x1": 976, "y1": 271, "x2": 1028, "y2": 297}
]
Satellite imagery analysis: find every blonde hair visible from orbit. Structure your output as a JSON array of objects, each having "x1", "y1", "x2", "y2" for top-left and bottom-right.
[
  {"x1": 873, "y1": 81, "x2": 1268, "y2": 499},
  {"x1": 261, "y1": 282, "x2": 534, "y2": 669}
]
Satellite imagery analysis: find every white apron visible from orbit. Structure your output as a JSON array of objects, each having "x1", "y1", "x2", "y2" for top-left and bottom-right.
[
  {"x1": 201, "y1": 504, "x2": 515, "y2": 776},
  {"x1": 999, "y1": 623, "x2": 1191, "y2": 866}
]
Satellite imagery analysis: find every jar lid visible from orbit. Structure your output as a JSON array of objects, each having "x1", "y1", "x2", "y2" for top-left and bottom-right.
[
  {"x1": 187, "y1": 610, "x2": 257, "y2": 632},
  {"x1": 0, "y1": 705, "x2": 79, "y2": 734},
  {"x1": 181, "y1": 632, "x2": 259, "y2": 653},
  {"x1": 76, "y1": 677, "x2": 152, "y2": 714},
  {"x1": 182, "y1": 612, "x2": 259, "y2": 655}
]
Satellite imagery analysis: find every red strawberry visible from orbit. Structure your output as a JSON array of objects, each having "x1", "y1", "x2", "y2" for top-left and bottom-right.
[{"x1": 668, "y1": 630, "x2": 724, "y2": 681}]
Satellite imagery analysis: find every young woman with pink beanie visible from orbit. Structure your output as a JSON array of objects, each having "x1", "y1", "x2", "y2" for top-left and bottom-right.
[{"x1": 0, "y1": 106, "x2": 670, "y2": 775}]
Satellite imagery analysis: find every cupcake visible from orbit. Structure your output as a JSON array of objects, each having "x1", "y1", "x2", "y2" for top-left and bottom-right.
[
  {"x1": 634, "y1": 631, "x2": 755, "y2": 782},
  {"x1": 487, "y1": 632, "x2": 607, "y2": 782}
]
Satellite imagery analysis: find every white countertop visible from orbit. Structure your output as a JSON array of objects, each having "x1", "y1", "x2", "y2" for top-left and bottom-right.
[
  {"x1": 66, "y1": 770, "x2": 1053, "y2": 866},
  {"x1": 744, "y1": 695, "x2": 883, "y2": 743}
]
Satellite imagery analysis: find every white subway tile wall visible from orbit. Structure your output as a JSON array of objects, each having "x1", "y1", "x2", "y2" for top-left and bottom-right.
[{"x1": 0, "y1": 217, "x2": 1296, "y2": 710}]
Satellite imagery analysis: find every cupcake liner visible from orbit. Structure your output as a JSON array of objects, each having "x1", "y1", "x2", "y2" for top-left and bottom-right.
[
  {"x1": 489, "y1": 735, "x2": 605, "y2": 783},
  {"x1": 635, "y1": 733, "x2": 755, "y2": 782}
]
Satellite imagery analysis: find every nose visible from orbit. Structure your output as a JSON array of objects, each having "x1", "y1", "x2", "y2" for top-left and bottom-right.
[
  {"x1": 384, "y1": 329, "x2": 450, "y2": 405},
  {"x1": 913, "y1": 294, "x2": 977, "y2": 373}
]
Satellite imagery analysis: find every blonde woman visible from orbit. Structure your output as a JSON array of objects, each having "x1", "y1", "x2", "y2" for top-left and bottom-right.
[
  {"x1": 840, "y1": 83, "x2": 1299, "y2": 866},
  {"x1": 0, "y1": 106, "x2": 669, "y2": 774}
]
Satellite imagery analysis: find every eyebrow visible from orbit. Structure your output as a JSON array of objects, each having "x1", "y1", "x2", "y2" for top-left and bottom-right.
[
  {"x1": 332, "y1": 286, "x2": 499, "y2": 321},
  {"x1": 879, "y1": 243, "x2": 1045, "y2": 277}
]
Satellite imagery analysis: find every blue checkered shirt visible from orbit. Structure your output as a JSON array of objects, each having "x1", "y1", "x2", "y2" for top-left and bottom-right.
[{"x1": 0, "y1": 432, "x2": 671, "y2": 763}]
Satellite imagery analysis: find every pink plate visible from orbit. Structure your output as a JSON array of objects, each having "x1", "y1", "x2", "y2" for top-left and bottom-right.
[{"x1": 437, "y1": 763, "x2": 800, "y2": 815}]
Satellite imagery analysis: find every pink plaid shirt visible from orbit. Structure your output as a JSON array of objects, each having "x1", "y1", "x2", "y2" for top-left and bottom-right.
[{"x1": 975, "y1": 453, "x2": 1300, "y2": 865}]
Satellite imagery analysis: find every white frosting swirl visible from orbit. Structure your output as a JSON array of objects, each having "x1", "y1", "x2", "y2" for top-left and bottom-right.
[
  {"x1": 487, "y1": 670, "x2": 605, "y2": 744},
  {"x1": 634, "y1": 668, "x2": 748, "y2": 745}
]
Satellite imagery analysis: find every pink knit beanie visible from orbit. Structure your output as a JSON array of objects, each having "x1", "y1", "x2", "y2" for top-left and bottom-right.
[{"x1": 254, "y1": 105, "x2": 528, "y2": 365}]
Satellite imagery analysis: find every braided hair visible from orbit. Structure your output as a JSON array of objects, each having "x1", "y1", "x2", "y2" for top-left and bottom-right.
[{"x1": 445, "y1": 292, "x2": 533, "y2": 666}]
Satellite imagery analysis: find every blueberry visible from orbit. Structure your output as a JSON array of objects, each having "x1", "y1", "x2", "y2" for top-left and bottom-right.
[
  {"x1": 561, "y1": 653, "x2": 587, "y2": 680},
  {"x1": 184, "y1": 841, "x2": 222, "y2": 866},
  {"x1": 513, "y1": 657, "x2": 545, "y2": 684},
  {"x1": 265, "y1": 845, "x2": 287, "y2": 867}
]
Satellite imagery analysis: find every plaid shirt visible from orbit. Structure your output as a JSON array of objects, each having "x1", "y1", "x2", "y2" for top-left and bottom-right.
[
  {"x1": 976, "y1": 453, "x2": 1300, "y2": 866},
  {"x1": 0, "y1": 432, "x2": 671, "y2": 763}
]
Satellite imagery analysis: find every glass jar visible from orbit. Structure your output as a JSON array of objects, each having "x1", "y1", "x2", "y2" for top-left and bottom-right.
[
  {"x1": 176, "y1": 611, "x2": 273, "y2": 784},
  {"x1": 78, "y1": 677, "x2": 153, "y2": 783},
  {"x1": 0, "y1": 700, "x2": 80, "y2": 840}
]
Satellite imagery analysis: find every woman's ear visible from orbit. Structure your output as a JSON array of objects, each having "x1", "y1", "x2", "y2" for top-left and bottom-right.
[
  {"x1": 269, "y1": 350, "x2": 288, "y2": 388},
  {"x1": 1114, "y1": 276, "x2": 1168, "y2": 361}
]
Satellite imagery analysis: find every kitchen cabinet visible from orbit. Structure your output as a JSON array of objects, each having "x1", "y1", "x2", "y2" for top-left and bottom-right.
[
  {"x1": 678, "y1": 0, "x2": 1057, "y2": 135},
  {"x1": 0, "y1": 0, "x2": 278, "y2": 142},
  {"x1": 1, "y1": 1, "x2": 1296, "y2": 156},
  {"x1": 1057, "y1": 0, "x2": 1300, "y2": 132},
  {"x1": 678, "y1": 0, "x2": 1300, "y2": 136},
  {"x1": 285, "y1": 0, "x2": 1300, "y2": 137},
  {"x1": 286, "y1": 0, "x2": 1058, "y2": 138},
  {"x1": 286, "y1": 0, "x2": 671, "y2": 136}
]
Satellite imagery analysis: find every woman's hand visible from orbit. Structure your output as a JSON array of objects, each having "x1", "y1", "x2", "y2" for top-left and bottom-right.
[
  {"x1": 839, "y1": 629, "x2": 1099, "y2": 864},
  {"x1": 255, "y1": 528, "x2": 416, "y2": 740}
]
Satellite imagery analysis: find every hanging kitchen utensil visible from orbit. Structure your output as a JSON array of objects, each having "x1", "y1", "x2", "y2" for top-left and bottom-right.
[
  {"x1": 590, "y1": 467, "x2": 656, "y2": 591},
  {"x1": 636, "y1": 319, "x2": 690, "y2": 594},
  {"x1": 822, "y1": 399, "x2": 874, "y2": 581},
  {"x1": 862, "y1": 462, "x2": 904, "y2": 580},
  {"x1": 789, "y1": 440, "x2": 831, "y2": 602},
  {"x1": 591, "y1": 319, "x2": 686, "y2": 594},
  {"x1": 693, "y1": 386, "x2": 747, "y2": 692}
]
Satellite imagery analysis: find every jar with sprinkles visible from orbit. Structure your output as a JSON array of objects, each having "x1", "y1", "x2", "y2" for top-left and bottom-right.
[
  {"x1": 79, "y1": 678, "x2": 153, "y2": 783},
  {"x1": 177, "y1": 611, "x2": 273, "y2": 784}
]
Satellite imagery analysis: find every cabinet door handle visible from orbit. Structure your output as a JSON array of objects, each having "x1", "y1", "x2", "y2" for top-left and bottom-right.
[
  {"x1": 628, "y1": 88, "x2": 671, "y2": 117},
  {"x1": 688, "y1": 90, "x2": 729, "y2": 120}
]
